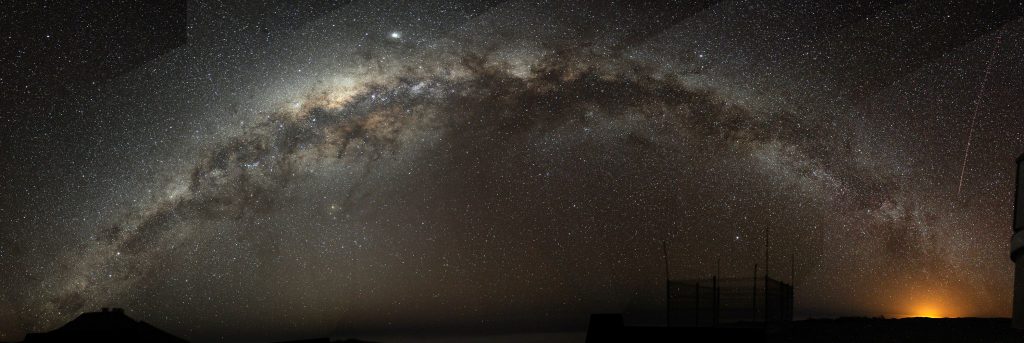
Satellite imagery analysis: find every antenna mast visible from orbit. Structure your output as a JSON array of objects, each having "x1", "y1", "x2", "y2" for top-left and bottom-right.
[
  {"x1": 663, "y1": 241, "x2": 670, "y2": 327},
  {"x1": 765, "y1": 226, "x2": 769, "y2": 279}
]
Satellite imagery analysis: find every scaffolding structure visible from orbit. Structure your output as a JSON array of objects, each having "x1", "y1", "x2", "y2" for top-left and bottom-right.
[{"x1": 667, "y1": 276, "x2": 793, "y2": 327}]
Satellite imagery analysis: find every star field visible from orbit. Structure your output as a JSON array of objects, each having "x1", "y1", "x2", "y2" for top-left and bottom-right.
[{"x1": 2, "y1": 1, "x2": 1024, "y2": 342}]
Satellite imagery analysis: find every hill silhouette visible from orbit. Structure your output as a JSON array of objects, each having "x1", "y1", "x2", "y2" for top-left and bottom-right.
[
  {"x1": 21, "y1": 308, "x2": 186, "y2": 343},
  {"x1": 17, "y1": 308, "x2": 379, "y2": 343}
]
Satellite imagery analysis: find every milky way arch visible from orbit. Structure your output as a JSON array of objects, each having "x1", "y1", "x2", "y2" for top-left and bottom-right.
[{"x1": 26, "y1": 46, "x2": 965, "y2": 334}]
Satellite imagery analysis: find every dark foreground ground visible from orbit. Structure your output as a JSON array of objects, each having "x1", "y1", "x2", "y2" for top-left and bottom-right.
[
  {"x1": 772, "y1": 317, "x2": 1022, "y2": 343},
  {"x1": 9, "y1": 314, "x2": 1022, "y2": 342},
  {"x1": 588, "y1": 315, "x2": 1024, "y2": 343}
]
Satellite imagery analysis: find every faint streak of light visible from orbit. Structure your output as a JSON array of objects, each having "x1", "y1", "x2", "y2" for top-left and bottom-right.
[{"x1": 957, "y1": 32, "x2": 1004, "y2": 197}]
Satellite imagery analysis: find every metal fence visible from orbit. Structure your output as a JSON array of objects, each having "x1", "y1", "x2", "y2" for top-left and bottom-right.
[{"x1": 668, "y1": 276, "x2": 792, "y2": 327}]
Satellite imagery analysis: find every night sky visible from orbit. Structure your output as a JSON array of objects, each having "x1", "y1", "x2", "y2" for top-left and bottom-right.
[{"x1": 2, "y1": 1, "x2": 1024, "y2": 342}]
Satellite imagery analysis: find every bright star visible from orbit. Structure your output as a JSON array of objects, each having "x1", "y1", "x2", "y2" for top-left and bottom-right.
[{"x1": 390, "y1": 32, "x2": 401, "y2": 39}]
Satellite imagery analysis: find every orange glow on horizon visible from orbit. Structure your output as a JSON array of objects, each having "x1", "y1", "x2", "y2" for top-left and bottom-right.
[
  {"x1": 908, "y1": 303, "x2": 945, "y2": 318},
  {"x1": 900, "y1": 298, "x2": 966, "y2": 318},
  {"x1": 887, "y1": 284, "x2": 971, "y2": 319}
]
